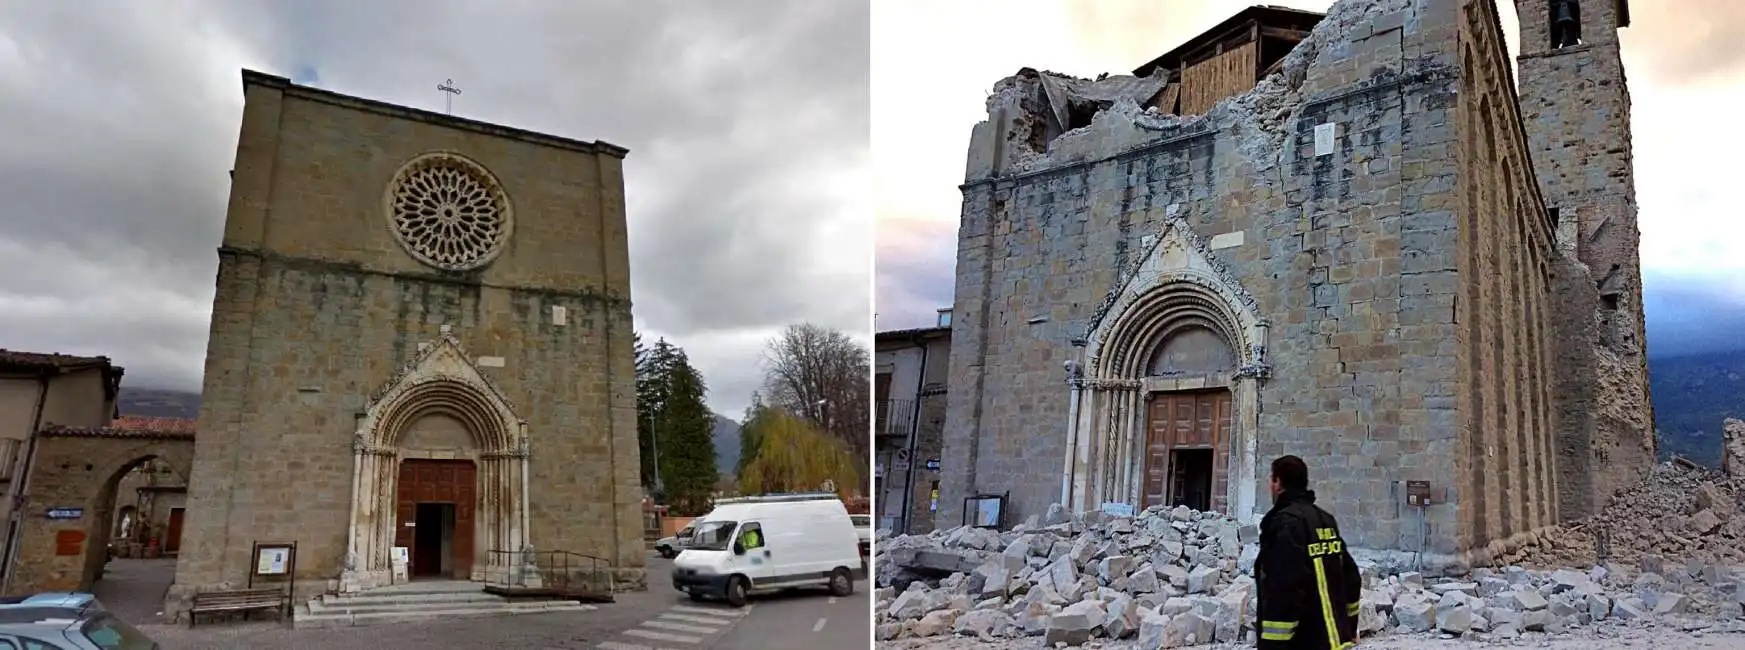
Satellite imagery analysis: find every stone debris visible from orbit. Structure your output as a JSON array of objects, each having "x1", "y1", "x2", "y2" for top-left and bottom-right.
[
  {"x1": 1724, "y1": 418, "x2": 1745, "y2": 479},
  {"x1": 874, "y1": 499, "x2": 1745, "y2": 647},
  {"x1": 1506, "y1": 462, "x2": 1745, "y2": 569}
]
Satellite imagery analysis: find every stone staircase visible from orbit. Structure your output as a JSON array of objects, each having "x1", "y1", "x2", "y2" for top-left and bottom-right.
[{"x1": 294, "y1": 580, "x2": 596, "y2": 629}]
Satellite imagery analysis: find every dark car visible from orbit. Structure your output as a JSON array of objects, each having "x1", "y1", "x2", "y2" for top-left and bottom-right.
[{"x1": 0, "y1": 592, "x2": 159, "y2": 649}]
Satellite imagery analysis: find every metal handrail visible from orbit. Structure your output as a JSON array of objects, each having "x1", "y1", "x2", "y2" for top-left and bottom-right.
[{"x1": 482, "y1": 549, "x2": 616, "y2": 597}]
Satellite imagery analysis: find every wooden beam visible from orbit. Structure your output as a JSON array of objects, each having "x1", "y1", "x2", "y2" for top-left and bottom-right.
[
  {"x1": 1250, "y1": 21, "x2": 1262, "y2": 80},
  {"x1": 1260, "y1": 26, "x2": 1312, "y2": 42}
]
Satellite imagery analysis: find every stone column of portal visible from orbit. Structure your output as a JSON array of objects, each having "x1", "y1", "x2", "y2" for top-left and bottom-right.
[
  {"x1": 339, "y1": 433, "x2": 367, "y2": 592},
  {"x1": 516, "y1": 436, "x2": 540, "y2": 588}
]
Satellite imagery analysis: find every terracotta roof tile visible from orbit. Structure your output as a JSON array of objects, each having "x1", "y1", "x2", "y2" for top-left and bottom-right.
[
  {"x1": 42, "y1": 417, "x2": 196, "y2": 440},
  {"x1": 111, "y1": 416, "x2": 197, "y2": 435},
  {"x1": 0, "y1": 349, "x2": 113, "y2": 371}
]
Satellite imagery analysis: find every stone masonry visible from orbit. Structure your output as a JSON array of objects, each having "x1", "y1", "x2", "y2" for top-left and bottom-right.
[
  {"x1": 162, "y1": 70, "x2": 643, "y2": 621},
  {"x1": 938, "y1": 0, "x2": 1648, "y2": 566},
  {"x1": 1513, "y1": 0, "x2": 1655, "y2": 521},
  {"x1": 11, "y1": 426, "x2": 194, "y2": 594}
]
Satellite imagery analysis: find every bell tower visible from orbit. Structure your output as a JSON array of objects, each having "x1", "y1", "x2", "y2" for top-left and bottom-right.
[{"x1": 1514, "y1": 0, "x2": 1654, "y2": 520}]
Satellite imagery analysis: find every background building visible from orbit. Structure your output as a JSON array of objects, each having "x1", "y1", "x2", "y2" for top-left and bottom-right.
[{"x1": 874, "y1": 309, "x2": 951, "y2": 534}]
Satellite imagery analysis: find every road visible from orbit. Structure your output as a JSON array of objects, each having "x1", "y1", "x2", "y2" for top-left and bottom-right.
[
  {"x1": 712, "y1": 585, "x2": 868, "y2": 650},
  {"x1": 120, "y1": 552, "x2": 868, "y2": 649}
]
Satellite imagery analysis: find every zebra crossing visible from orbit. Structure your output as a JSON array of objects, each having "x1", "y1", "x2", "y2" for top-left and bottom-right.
[{"x1": 596, "y1": 604, "x2": 750, "y2": 649}]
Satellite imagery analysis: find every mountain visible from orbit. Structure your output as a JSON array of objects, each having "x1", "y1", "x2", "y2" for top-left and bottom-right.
[
  {"x1": 1648, "y1": 349, "x2": 1745, "y2": 468},
  {"x1": 712, "y1": 413, "x2": 742, "y2": 477},
  {"x1": 117, "y1": 387, "x2": 200, "y2": 419}
]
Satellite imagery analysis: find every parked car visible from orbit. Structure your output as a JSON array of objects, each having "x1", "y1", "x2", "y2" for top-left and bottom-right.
[
  {"x1": 849, "y1": 514, "x2": 872, "y2": 557},
  {"x1": 654, "y1": 523, "x2": 696, "y2": 559},
  {"x1": 671, "y1": 493, "x2": 860, "y2": 607},
  {"x1": 0, "y1": 592, "x2": 159, "y2": 649}
]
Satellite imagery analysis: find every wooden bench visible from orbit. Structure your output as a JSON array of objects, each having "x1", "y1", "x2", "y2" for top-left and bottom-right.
[{"x1": 188, "y1": 588, "x2": 285, "y2": 627}]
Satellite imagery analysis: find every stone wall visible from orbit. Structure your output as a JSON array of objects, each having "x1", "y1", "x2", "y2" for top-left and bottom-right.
[
  {"x1": 941, "y1": 0, "x2": 1586, "y2": 558},
  {"x1": 1512, "y1": 0, "x2": 1655, "y2": 520},
  {"x1": 165, "y1": 70, "x2": 642, "y2": 620},
  {"x1": 1451, "y1": 0, "x2": 1563, "y2": 554},
  {"x1": 10, "y1": 430, "x2": 193, "y2": 594}
]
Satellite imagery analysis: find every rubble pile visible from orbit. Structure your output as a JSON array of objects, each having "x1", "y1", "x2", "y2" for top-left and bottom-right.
[
  {"x1": 1507, "y1": 462, "x2": 1745, "y2": 569},
  {"x1": 873, "y1": 502, "x2": 1745, "y2": 647}
]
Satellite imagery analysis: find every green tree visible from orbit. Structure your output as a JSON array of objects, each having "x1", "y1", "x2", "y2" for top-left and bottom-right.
[
  {"x1": 737, "y1": 392, "x2": 767, "y2": 476},
  {"x1": 634, "y1": 335, "x2": 718, "y2": 515},
  {"x1": 738, "y1": 408, "x2": 862, "y2": 498},
  {"x1": 760, "y1": 324, "x2": 871, "y2": 469}
]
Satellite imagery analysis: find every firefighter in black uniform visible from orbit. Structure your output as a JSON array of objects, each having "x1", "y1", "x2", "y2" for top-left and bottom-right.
[{"x1": 1255, "y1": 455, "x2": 1362, "y2": 649}]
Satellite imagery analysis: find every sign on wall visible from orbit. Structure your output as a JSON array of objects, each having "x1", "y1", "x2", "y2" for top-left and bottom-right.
[
  {"x1": 254, "y1": 545, "x2": 293, "y2": 576},
  {"x1": 924, "y1": 458, "x2": 940, "y2": 471},
  {"x1": 44, "y1": 507, "x2": 82, "y2": 520}
]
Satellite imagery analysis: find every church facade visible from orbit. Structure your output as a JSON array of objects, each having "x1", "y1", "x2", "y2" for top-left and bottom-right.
[
  {"x1": 938, "y1": 0, "x2": 1651, "y2": 568},
  {"x1": 164, "y1": 70, "x2": 642, "y2": 619}
]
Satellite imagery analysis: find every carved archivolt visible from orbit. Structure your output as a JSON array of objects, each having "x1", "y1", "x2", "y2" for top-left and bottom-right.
[
  {"x1": 1083, "y1": 213, "x2": 1268, "y2": 381},
  {"x1": 357, "y1": 334, "x2": 524, "y2": 450},
  {"x1": 384, "y1": 152, "x2": 514, "y2": 272}
]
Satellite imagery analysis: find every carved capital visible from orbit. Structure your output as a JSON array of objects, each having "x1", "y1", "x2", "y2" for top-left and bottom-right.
[{"x1": 1084, "y1": 378, "x2": 1142, "y2": 391}]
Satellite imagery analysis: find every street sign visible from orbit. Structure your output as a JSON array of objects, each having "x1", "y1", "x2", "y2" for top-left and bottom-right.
[
  {"x1": 924, "y1": 458, "x2": 940, "y2": 471},
  {"x1": 893, "y1": 448, "x2": 911, "y2": 470},
  {"x1": 45, "y1": 507, "x2": 82, "y2": 520}
]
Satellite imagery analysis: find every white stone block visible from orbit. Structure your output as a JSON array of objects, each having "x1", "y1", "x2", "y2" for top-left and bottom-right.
[
  {"x1": 478, "y1": 356, "x2": 506, "y2": 368},
  {"x1": 1209, "y1": 231, "x2": 1245, "y2": 250},
  {"x1": 551, "y1": 305, "x2": 568, "y2": 326}
]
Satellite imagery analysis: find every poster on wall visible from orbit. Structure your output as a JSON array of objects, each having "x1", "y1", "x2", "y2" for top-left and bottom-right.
[
  {"x1": 255, "y1": 546, "x2": 291, "y2": 576},
  {"x1": 929, "y1": 488, "x2": 939, "y2": 513}
]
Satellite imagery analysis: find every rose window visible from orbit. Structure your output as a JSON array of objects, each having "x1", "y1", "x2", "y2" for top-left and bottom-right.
[{"x1": 385, "y1": 153, "x2": 513, "y2": 271}]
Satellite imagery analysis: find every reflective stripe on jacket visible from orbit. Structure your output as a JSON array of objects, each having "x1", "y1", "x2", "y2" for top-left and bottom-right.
[{"x1": 1255, "y1": 489, "x2": 1361, "y2": 649}]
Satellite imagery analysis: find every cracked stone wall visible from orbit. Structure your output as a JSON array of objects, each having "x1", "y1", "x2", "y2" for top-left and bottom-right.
[
  {"x1": 1512, "y1": 0, "x2": 1656, "y2": 521},
  {"x1": 941, "y1": 0, "x2": 1588, "y2": 559},
  {"x1": 164, "y1": 72, "x2": 643, "y2": 620}
]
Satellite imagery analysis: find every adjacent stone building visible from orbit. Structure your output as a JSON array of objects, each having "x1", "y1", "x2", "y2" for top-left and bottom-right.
[
  {"x1": 163, "y1": 70, "x2": 642, "y2": 620},
  {"x1": 874, "y1": 309, "x2": 952, "y2": 534},
  {"x1": 0, "y1": 350, "x2": 125, "y2": 592},
  {"x1": 938, "y1": 0, "x2": 1651, "y2": 566}
]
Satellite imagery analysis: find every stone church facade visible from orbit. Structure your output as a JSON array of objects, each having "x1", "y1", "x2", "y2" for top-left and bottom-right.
[
  {"x1": 939, "y1": 0, "x2": 1651, "y2": 568},
  {"x1": 164, "y1": 70, "x2": 642, "y2": 619}
]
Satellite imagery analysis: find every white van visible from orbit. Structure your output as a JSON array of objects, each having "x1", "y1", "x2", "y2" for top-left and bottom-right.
[{"x1": 670, "y1": 493, "x2": 861, "y2": 607}]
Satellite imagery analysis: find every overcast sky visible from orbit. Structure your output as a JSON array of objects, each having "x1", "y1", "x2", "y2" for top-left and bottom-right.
[
  {"x1": 0, "y1": 0, "x2": 871, "y2": 418},
  {"x1": 875, "y1": 0, "x2": 1745, "y2": 359}
]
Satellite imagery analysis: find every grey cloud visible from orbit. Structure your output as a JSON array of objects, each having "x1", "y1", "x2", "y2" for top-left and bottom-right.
[
  {"x1": 0, "y1": 0, "x2": 870, "y2": 416},
  {"x1": 874, "y1": 217, "x2": 956, "y2": 331},
  {"x1": 1619, "y1": 0, "x2": 1745, "y2": 85}
]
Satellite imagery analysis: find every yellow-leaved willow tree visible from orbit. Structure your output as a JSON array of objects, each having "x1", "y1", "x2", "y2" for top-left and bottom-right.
[{"x1": 737, "y1": 407, "x2": 861, "y2": 498}]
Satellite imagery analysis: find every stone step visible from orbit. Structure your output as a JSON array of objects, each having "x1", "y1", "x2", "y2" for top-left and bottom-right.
[
  {"x1": 294, "y1": 600, "x2": 594, "y2": 629},
  {"x1": 318, "y1": 590, "x2": 507, "y2": 607},
  {"x1": 308, "y1": 596, "x2": 517, "y2": 616}
]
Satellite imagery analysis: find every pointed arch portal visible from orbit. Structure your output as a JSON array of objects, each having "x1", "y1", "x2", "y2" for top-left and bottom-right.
[
  {"x1": 1070, "y1": 215, "x2": 1270, "y2": 524},
  {"x1": 340, "y1": 334, "x2": 531, "y2": 591}
]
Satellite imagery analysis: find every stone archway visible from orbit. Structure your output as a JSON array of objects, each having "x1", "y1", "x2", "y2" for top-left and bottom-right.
[
  {"x1": 1070, "y1": 215, "x2": 1270, "y2": 523},
  {"x1": 339, "y1": 332, "x2": 531, "y2": 592},
  {"x1": 6, "y1": 426, "x2": 194, "y2": 594}
]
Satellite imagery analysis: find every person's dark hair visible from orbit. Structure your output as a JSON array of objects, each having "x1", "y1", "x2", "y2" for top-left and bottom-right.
[{"x1": 1271, "y1": 455, "x2": 1309, "y2": 492}]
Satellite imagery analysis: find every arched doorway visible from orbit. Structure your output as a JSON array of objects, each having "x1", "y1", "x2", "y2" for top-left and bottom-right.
[
  {"x1": 340, "y1": 335, "x2": 530, "y2": 591},
  {"x1": 1071, "y1": 219, "x2": 1269, "y2": 522}
]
